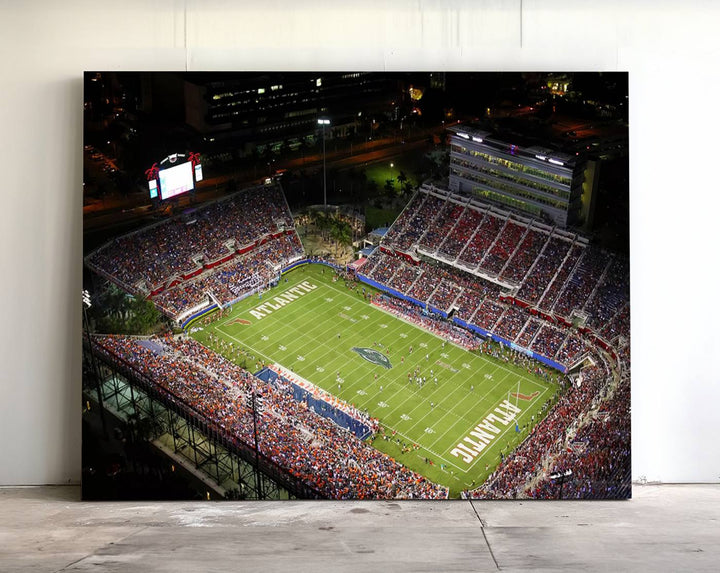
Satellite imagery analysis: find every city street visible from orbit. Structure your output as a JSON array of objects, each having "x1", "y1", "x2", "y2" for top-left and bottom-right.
[{"x1": 83, "y1": 131, "x2": 439, "y2": 235}]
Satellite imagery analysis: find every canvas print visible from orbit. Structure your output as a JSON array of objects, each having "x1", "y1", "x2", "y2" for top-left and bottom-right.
[{"x1": 82, "y1": 72, "x2": 630, "y2": 500}]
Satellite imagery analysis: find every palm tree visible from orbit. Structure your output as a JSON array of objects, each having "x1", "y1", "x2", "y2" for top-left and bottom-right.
[
  {"x1": 329, "y1": 218, "x2": 353, "y2": 257},
  {"x1": 338, "y1": 222, "x2": 352, "y2": 252},
  {"x1": 315, "y1": 210, "x2": 331, "y2": 240}
]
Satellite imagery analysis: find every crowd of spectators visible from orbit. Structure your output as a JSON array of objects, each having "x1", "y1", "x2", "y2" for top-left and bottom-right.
[
  {"x1": 151, "y1": 233, "x2": 303, "y2": 319},
  {"x1": 373, "y1": 188, "x2": 628, "y2": 361},
  {"x1": 388, "y1": 261, "x2": 421, "y2": 293},
  {"x1": 451, "y1": 273, "x2": 500, "y2": 315},
  {"x1": 493, "y1": 304, "x2": 529, "y2": 342},
  {"x1": 366, "y1": 252, "x2": 403, "y2": 285},
  {"x1": 537, "y1": 245, "x2": 584, "y2": 312},
  {"x1": 515, "y1": 236, "x2": 573, "y2": 304},
  {"x1": 601, "y1": 303, "x2": 630, "y2": 344},
  {"x1": 457, "y1": 211, "x2": 504, "y2": 269},
  {"x1": 515, "y1": 318, "x2": 543, "y2": 348},
  {"x1": 427, "y1": 279, "x2": 463, "y2": 313},
  {"x1": 452, "y1": 287, "x2": 488, "y2": 323},
  {"x1": 365, "y1": 209, "x2": 627, "y2": 376},
  {"x1": 481, "y1": 220, "x2": 527, "y2": 276},
  {"x1": 552, "y1": 247, "x2": 612, "y2": 318},
  {"x1": 357, "y1": 255, "x2": 380, "y2": 277},
  {"x1": 472, "y1": 300, "x2": 505, "y2": 331},
  {"x1": 437, "y1": 208, "x2": 484, "y2": 261},
  {"x1": 87, "y1": 184, "x2": 294, "y2": 292},
  {"x1": 530, "y1": 324, "x2": 569, "y2": 360},
  {"x1": 406, "y1": 268, "x2": 440, "y2": 302},
  {"x1": 467, "y1": 361, "x2": 611, "y2": 499},
  {"x1": 526, "y1": 375, "x2": 631, "y2": 499},
  {"x1": 373, "y1": 296, "x2": 482, "y2": 350},
  {"x1": 363, "y1": 250, "x2": 503, "y2": 324},
  {"x1": 499, "y1": 227, "x2": 549, "y2": 284},
  {"x1": 152, "y1": 282, "x2": 207, "y2": 318},
  {"x1": 585, "y1": 258, "x2": 630, "y2": 331},
  {"x1": 385, "y1": 194, "x2": 445, "y2": 252},
  {"x1": 381, "y1": 193, "x2": 426, "y2": 248},
  {"x1": 555, "y1": 333, "x2": 589, "y2": 366},
  {"x1": 418, "y1": 203, "x2": 465, "y2": 252},
  {"x1": 93, "y1": 334, "x2": 448, "y2": 500}
]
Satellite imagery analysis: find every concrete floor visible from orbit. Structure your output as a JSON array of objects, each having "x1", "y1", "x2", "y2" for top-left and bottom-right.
[{"x1": 1, "y1": 485, "x2": 718, "y2": 572}]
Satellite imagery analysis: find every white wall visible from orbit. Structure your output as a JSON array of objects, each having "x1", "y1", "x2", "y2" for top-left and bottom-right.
[{"x1": 1, "y1": 0, "x2": 718, "y2": 485}]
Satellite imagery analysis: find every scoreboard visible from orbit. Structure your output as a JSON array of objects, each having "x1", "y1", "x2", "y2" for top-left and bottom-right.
[{"x1": 146, "y1": 152, "x2": 202, "y2": 201}]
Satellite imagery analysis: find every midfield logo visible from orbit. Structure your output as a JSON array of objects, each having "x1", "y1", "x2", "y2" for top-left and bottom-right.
[{"x1": 352, "y1": 347, "x2": 393, "y2": 369}]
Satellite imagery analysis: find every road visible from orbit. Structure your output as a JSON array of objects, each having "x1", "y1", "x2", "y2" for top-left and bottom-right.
[{"x1": 83, "y1": 134, "x2": 435, "y2": 235}]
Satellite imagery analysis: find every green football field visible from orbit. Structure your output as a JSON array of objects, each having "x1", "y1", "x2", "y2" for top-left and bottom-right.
[{"x1": 190, "y1": 264, "x2": 559, "y2": 497}]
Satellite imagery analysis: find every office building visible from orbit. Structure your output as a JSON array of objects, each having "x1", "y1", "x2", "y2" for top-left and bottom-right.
[{"x1": 448, "y1": 123, "x2": 599, "y2": 228}]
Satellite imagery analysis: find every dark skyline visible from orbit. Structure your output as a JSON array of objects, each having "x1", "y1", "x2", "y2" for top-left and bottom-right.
[{"x1": 84, "y1": 71, "x2": 628, "y2": 251}]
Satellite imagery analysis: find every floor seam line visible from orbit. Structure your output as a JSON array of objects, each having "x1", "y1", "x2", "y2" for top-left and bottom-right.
[
  {"x1": 53, "y1": 525, "x2": 150, "y2": 572},
  {"x1": 467, "y1": 497, "x2": 500, "y2": 570}
]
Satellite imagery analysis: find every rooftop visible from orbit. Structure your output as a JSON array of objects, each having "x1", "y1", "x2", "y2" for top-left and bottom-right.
[{"x1": 448, "y1": 122, "x2": 579, "y2": 169}]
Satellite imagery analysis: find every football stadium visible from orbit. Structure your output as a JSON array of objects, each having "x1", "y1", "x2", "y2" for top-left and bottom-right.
[{"x1": 83, "y1": 176, "x2": 630, "y2": 500}]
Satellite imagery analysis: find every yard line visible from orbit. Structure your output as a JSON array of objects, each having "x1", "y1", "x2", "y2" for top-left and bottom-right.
[
  {"x1": 220, "y1": 281, "x2": 427, "y2": 411},
  {"x1": 265, "y1": 282, "x2": 446, "y2": 400},
  {"x1": 378, "y1": 425, "x2": 468, "y2": 473},
  {"x1": 423, "y1": 362, "x2": 518, "y2": 447},
  {"x1": 461, "y1": 385, "x2": 552, "y2": 473},
  {"x1": 201, "y1": 266, "x2": 560, "y2": 490}
]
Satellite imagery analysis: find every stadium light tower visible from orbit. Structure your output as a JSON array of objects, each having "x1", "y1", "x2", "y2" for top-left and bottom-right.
[
  {"x1": 318, "y1": 118, "x2": 330, "y2": 210},
  {"x1": 250, "y1": 382, "x2": 264, "y2": 499},
  {"x1": 82, "y1": 290, "x2": 108, "y2": 438}
]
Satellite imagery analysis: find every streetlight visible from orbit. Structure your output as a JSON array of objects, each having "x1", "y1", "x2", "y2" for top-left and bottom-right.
[{"x1": 318, "y1": 118, "x2": 330, "y2": 210}]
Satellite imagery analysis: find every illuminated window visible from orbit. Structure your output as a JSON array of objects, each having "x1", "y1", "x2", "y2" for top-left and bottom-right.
[
  {"x1": 316, "y1": 78, "x2": 322, "y2": 87},
  {"x1": 258, "y1": 88, "x2": 265, "y2": 94}
]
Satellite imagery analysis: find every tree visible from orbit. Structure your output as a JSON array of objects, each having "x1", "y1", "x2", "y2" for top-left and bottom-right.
[
  {"x1": 92, "y1": 284, "x2": 161, "y2": 335},
  {"x1": 127, "y1": 296, "x2": 161, "y2": 334},
  {"x1": 313, "y1": 210, "x2": 331, "y2": 240},
  {"x1": 329, "y1": 218, "x2": 353, "y2": 257},
  {"x1": 397, "y1": 171, "x2": 408, "y2": 187}
]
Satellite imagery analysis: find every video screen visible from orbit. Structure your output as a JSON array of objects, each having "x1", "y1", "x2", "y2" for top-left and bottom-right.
[{"x1": 159, "y1": 161, "x2": 194, "y2": 200}]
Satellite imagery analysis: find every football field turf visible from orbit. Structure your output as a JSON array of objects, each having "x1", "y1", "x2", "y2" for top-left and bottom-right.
[{"x1": 190, "y1": 264, "x2": 559, "y2": 497}]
